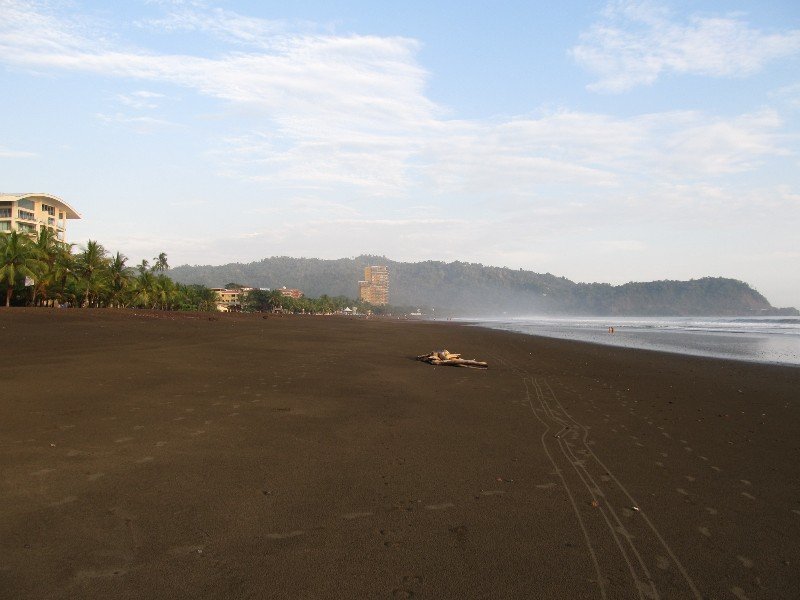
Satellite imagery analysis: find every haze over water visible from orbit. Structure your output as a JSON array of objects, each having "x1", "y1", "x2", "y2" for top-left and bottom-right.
[{"x1": 466, "y1": 316, "x2": 800, "y2": 366}]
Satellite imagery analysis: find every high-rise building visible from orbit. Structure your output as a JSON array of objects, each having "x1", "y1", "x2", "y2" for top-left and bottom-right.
[
  {"x1": 0, "y1": 193, "x2": 80, "y2": 241},
  {"x1": 358, "y1": 265, "x2": 389, "y2": 305}
]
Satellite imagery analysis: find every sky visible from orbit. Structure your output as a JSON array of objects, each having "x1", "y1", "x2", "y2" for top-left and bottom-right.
[{"x1": 1, "y1": 0, "x2": 799, "y2": 307}]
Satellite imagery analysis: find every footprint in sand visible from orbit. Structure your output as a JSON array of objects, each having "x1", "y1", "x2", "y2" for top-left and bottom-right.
[
  {"x1": 655, "y1": 556, "x2": 670, "y2": 570},
  {"x1": 135, "y1": 456, "x2": 154, "y2": 464},
  {"x1": 730, "y1": 586, "x2": 749, "y2": 600},
  {"x1": 698, "y1": 526, "x2": 711, "y2": 537},
  {"x1": 49, "y1": 496, "x2": 77, "y2": 507},
  {"x1": 705, "y1": 507, "x2": 718, "y2": 515},
  {"x1": 114, "y1": 437, "x2": 134, "y2": 443},
  {"x1": 425, "y1": 503, "x2": 454, "y2": 511},
  {"x1": 266, "y1": 531, "x2": 304, "y2": 540},
  {"x1": 168, "y1": 544, "x2": 205, "y2": 555},
  {"x1": 31, "y1": 468, "x2": 55, "y2": 477},
  {"x1": 72, "y1": 568, "x2": 127, "y2": 584},
  {"x1": 342, "y1": 511, "x2": 373, "y2": 520},
  {"x1": 737, "y1": 556, "x2": 754, "y2": 568},
  {"x1": 741, "y1": 492, "x2": 756, "y2": 501},
  {"x1": 87, "y1": 473, "x2": 105, "y2": 481}
]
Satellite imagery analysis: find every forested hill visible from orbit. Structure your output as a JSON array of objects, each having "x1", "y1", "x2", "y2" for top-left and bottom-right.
[{"x1": 168, "y1": 255, "x2": 798, "y2": 316}]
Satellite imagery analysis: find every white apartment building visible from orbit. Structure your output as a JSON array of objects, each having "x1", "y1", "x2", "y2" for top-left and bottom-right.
[{"x1": 0, "y1": 193, "x2": 81, "y2": 241}]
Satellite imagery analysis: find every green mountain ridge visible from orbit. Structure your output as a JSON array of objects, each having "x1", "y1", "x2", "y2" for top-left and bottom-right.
[{"x1": 168, "y1": 255, "x2": 798, "y2": 316}]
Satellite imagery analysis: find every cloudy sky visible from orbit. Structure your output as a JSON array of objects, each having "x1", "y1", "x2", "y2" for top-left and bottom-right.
[{"x1": 1, "y1": 0, "x2": 799, "y2": 307}]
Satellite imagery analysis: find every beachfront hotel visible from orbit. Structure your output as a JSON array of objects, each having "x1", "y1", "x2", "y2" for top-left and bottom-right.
[
  {"x1": 359, "y1": 265, "x2": 389, "y2": 305},
  {"x1": 0, "y1": 193, "x2": 81, "y2": 241}
]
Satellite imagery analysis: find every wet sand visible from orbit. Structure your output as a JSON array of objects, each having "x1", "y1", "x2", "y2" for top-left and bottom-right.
[{"x1": 1, "y1": 309, "x2": 799, "y2": 599}]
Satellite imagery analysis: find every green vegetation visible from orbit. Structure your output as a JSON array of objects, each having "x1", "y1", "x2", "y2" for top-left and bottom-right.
[
  {"x1": 170, "y1": 255, "x2": 798, "y2": 316},
  {"x1": 0, "y1": 233, "x2": 217, "y2": 310},
  {"x1": 241, "y1": 288, "x2": 401, "y2": 315}
]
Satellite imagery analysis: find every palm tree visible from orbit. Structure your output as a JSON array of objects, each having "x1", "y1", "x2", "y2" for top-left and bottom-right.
[
  {"x1": 136, "y1": 259, "x2": 150, "y2": 276},
  {"x1": 75, "y1": 240, "x2": 108, "y2": 307},
  {"x1": 107, "y1": 252, "x2": 133, "y2": 307},
  {"x1": 131, "y1": 269, "x2": 155, "y2": 308},
  {"x1": 30, "y1": 227, "x2": 60, "y2": 306},
  {"x1": 152, "y1": 252, "x2": 169, "y2": 273},
  {"x1": 152, "y1": 274, "x2": 173, "y2": 309},
  {"x1": 0, "y1": 231, "x2": 38, "y2": 307},
  {"x1": 51, "y1": 243, "x2": 77, "y2": 306}
]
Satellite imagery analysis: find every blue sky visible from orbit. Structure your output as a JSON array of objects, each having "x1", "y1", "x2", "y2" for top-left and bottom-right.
[{"x1": 1, "y1": 0, "x2": 799, "y2": 306}]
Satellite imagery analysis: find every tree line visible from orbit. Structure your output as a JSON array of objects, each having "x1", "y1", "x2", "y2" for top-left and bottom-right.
[
  {"x1": 0, "y1": 231, "x2": 402, "y2": 314},
  {"x1": 235, "y1": 285, "x2": 395, "y2": 315},
  {"x1": 0, "y1": 230, "x2": 217, "y2": 310}
]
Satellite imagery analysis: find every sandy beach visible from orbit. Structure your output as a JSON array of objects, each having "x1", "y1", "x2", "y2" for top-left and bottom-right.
[{"x1": 1, "y1": 309, "x2": 799, "y2": 599}]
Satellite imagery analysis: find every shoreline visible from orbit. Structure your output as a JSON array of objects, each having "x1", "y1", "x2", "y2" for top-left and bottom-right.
[
  {"x1": 2, "y1": 309, "x2": 799, "y2": 598},
  {"x1": 456, "y1": 316, "x2": 800, "y2": 368}
]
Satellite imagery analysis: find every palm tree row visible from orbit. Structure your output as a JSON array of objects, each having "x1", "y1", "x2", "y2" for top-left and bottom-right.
[{"x1": 0, "y1": 230, "x2": 217, "y2": 310}]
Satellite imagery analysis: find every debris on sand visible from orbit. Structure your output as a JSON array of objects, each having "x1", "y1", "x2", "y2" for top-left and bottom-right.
[{"x1": 416, "y1": 350, "x2": 488, "y2": 369}]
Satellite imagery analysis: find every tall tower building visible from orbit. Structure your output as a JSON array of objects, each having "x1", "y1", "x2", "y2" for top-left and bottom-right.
[{"x1": 358, "y1": 265, "x2": 389, "y2": 305}]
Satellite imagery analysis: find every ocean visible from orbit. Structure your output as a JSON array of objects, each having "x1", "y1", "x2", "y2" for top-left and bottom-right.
[{"x1": 461, "y1": 316, "x2": 800, "y2": 366}]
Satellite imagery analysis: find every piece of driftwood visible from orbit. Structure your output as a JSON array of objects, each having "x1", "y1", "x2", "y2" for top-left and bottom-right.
[{"x1": 416, "y1": 349, "x2": 488, "y2": 369}]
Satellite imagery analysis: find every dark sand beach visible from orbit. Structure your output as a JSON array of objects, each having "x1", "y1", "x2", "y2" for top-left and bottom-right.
[{"x1": 1, "y1": 309, "x2": 799, "y2": 599}]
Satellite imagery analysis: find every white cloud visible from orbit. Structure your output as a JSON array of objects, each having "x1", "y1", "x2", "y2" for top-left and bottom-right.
[
  {"x1": 137, "y1": 5, "x2": 293, "y2": 48},
  {"x1": 116, "y1": 90, "x2": 165, "y2": 109},
  {"x1": 572, "y1": 1, "x2": 800, "y2": 92},
  {"x1": 96, "y1": 112, "x2": 180, "y2": 133},
  {"x1": 0, "y1": 145, "x2": 37, "y2": 158},
  {"x1": 1, "y1": 1, "x2": 789, "y2": 201}
]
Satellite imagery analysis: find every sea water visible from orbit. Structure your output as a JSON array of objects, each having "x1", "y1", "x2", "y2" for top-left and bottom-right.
[{"x1": 462, "y1": 316, "x2": 800, "y2": 366}]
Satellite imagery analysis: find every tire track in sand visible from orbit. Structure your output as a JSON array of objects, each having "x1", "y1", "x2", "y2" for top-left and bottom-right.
[
  {"x1": 537, "y1": 377, "x2": 701, "y2": 599},
  {"x1": 492, "y1": 350, "x2": 702, "y2": 599}
]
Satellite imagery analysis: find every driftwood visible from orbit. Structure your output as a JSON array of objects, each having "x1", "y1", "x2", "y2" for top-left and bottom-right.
[{"x1": 416, "y1": 350, "x2": 488, "y2": 369}]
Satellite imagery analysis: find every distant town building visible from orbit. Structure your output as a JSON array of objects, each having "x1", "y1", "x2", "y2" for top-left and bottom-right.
[
  {"x1": 279, "y1": 287, "x2": 304, "y2": 299},
  {"x1": 211, "y1": 287, "x2": 242, "y2": 312},
  {"x1": 359, "y1": 265, "x2": 389, "y2": 305},
  {"x1": 0, "y1": 193, "x2": 80, "y2": 241}
]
